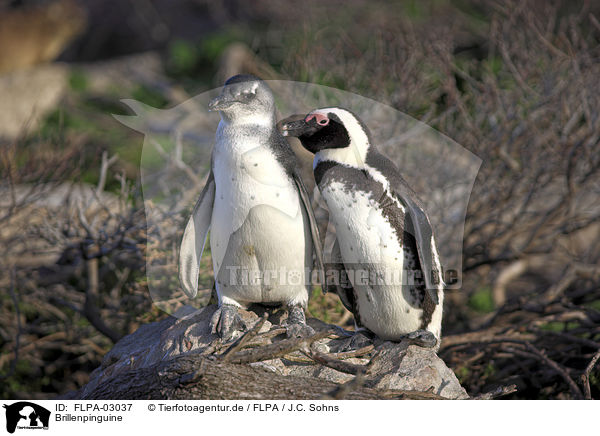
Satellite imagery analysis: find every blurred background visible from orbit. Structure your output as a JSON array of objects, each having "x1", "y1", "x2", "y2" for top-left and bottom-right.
[{"x1": 1, "y1": 0, "x2": 599, "y2": 399}]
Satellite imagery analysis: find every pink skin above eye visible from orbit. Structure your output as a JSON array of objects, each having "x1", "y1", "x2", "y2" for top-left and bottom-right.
[{"x1": 305, "y1": 113, "x2": 329, "y2": 126}]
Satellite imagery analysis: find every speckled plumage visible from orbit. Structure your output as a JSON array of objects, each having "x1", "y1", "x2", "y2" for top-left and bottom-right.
[{"x1": 283, "y1": 107, "x2": 444, "y2": 346}]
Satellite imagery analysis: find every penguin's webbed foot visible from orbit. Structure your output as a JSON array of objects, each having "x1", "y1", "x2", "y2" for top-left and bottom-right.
[
  {"x1": 284, "y1": 305, "x2": 315, "y2": 338},
  {"x1": 210, "y1": 304, "x2": 247, "y2": 342},
  {"x1": 403, "y1": 329, "x2": 437, "y2": 348}
]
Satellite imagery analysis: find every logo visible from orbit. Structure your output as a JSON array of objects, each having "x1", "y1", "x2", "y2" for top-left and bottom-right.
[{"x1": 2, "y1": 402, "x2": 50, "y2": 434}]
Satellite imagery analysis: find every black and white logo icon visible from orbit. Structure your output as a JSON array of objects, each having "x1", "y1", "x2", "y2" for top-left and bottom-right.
[{"x1": 3, "y1": 402, "x2": 50, "y2": 434}]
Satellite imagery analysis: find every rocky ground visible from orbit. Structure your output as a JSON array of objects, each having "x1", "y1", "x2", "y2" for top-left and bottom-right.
[{"x1": 66, "y1": 305, "x2": 469, "y2": 400}]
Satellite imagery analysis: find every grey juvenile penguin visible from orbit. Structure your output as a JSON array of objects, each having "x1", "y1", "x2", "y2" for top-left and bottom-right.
[
  {"x1": 282, "y1": 107, "x2": 444, "y2": 348},
  {"x1": 179, "y1": 75, "x2": 324, "y2": 341}
]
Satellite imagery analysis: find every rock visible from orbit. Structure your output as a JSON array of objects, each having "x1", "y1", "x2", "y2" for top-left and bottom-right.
[
  {"x1": 76, "y1": 304, "x2": 468, "y2": 399},
  {"x1": 0, "y1": 51, "x2": 170, "y2": 140},
  {"x1": 0, "y1": 0, "x2": 87, "y2": 74},
  {"x1": 366, "y1": 342, "x2": 469, "y2": 399},
  {"x1": 0, "y1": 63, "x2": 69, "y2": 140}
]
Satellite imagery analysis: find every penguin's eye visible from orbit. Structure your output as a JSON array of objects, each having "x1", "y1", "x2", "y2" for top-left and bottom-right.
[
  {"x1": 237, "y1": 91, "x2": 255, "y2": 102},
  {"x1": 306, "y1": 113, "x2": 329, "y2": 126}
]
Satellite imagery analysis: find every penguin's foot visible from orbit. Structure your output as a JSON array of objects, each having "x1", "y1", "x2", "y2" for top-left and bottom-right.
[
  {"x1": 209, "y1": 304, "x2": 247, "y2": 342},
  {"x1": 338, "y1": 330, "x2": 373, "y2": 352},
  {"x1": 403, "y1": 329, "x2": 437, "y2": 348},
  {"x1": 284, "y1": 305, "x2": 315, "y2": 338}
]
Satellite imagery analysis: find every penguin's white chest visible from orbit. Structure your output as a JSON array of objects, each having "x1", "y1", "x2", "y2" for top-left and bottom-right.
[
  {"x1": 209, "y1": 125, "x2": 310, "y2": 306},
  {"x1": 212, "y1": 131, "x2": 299, "y2": 227},
  {"x1": 321, "y1": 181, "x2": 423, "y2": 339},
  {"x1": 322, "y1": 182, "x2": 402, "y2": 266}
]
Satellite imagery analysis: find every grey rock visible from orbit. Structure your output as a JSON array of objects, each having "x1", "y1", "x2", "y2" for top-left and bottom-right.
[
  {"x1": 366, "y1": 342, "x2": 469, "y2": 399},
  {"x1": 0, "y1": 64, "x2": 68, "y2": 140},
  {"x1": 79, "y1": 304, "x2": 468, "y2": 399},
  {"x1": 0, "y1": 52, "x2": 169, "y2": 140}
]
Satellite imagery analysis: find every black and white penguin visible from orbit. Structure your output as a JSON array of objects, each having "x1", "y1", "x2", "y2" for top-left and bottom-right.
[
  {"x1": 282, "y1": 107, "x2": 444, "y2": 348},
  {"x1": 179, "y1": 75, "x2": 324, "y2": 341}
]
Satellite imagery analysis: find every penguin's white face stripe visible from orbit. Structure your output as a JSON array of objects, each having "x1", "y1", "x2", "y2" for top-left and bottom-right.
[
  {"x1": 308, "y1": 107, "x2": 406, "y2": 214},
  {"x1": 312, "y1": 107, "x2": 370, "y2": 169}
]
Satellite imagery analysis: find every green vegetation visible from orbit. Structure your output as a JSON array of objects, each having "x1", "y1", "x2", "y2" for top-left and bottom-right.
[
  {"x1": 538, "y1": 321, "x2": 581, "y2": 332},
  {"x1": 168, "y1": 39, "x2": 200, "y2": 75},
  {"x1": 307, "y1": 287, "x2": 348, "y2": 325},
  {"x1": 131, "y1": 84, "x2": 169, "y2": 109},
  {"x1": 455, "y1": 366, "x2": 470, "y2": 384},
  {"x1": 468, "y1": 286, "x2": 494, "y2": 313},
  {"x1": 69, "y1": 69, "x2": 88, "y2": 92}
]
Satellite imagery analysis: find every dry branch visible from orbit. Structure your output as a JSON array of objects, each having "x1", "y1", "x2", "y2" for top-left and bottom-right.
[
  {"x1": 582, "y1": 349, "x2": 600, "y2": 400},
  {"x1": 68, "y1": 354, "x2": 440, "y2": 400},
  {"x1": 225, "y1": 330, "x2": 334, "y2": 364}
]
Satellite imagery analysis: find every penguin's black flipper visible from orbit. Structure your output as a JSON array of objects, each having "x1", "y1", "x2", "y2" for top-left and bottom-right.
[
  {"x1": 366, "y1": 150, "x2": 442, "y2": 305},
  {"x1": 400, "y1": 194, "x2": 441, "y2": 305},
  {"x1": 179, "y1": 170, "x2": 215, "y2": 298},
  {"x1": 292, "y1": 170, "x2": 326, "y2": 291}
]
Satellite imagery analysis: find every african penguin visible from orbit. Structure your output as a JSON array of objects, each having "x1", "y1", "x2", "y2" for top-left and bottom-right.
[
  {"x1": 282, "y1": 107, "x2": 444, "y2": 348},
  {"x1": 179, "y1": 75, "x2": 324, "y2": 341}
]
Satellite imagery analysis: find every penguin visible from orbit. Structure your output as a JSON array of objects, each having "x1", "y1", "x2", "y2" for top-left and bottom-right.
[
  {"x1": 281, "y1": 107, "x2": 444, "y2": 349},
  {"x1": 179, "y1": 75, "x2": 324, "y2": 341}
]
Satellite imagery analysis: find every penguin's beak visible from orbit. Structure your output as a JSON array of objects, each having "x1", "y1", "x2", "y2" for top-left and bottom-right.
[
  {"x1": 281, "y1": 119, "x2": 316, "y2": 137},
  {"x1": 208, "y1": 95, "x2": 234, "y2": 112}
]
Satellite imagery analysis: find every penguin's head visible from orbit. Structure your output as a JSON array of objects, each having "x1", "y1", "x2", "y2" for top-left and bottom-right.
[
  {"x1": 209, "y1": 74, "x2": 275, "y2": 124},
  {"x1": 281, "y1": 107, "x2": 371, "y2": 167}
]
